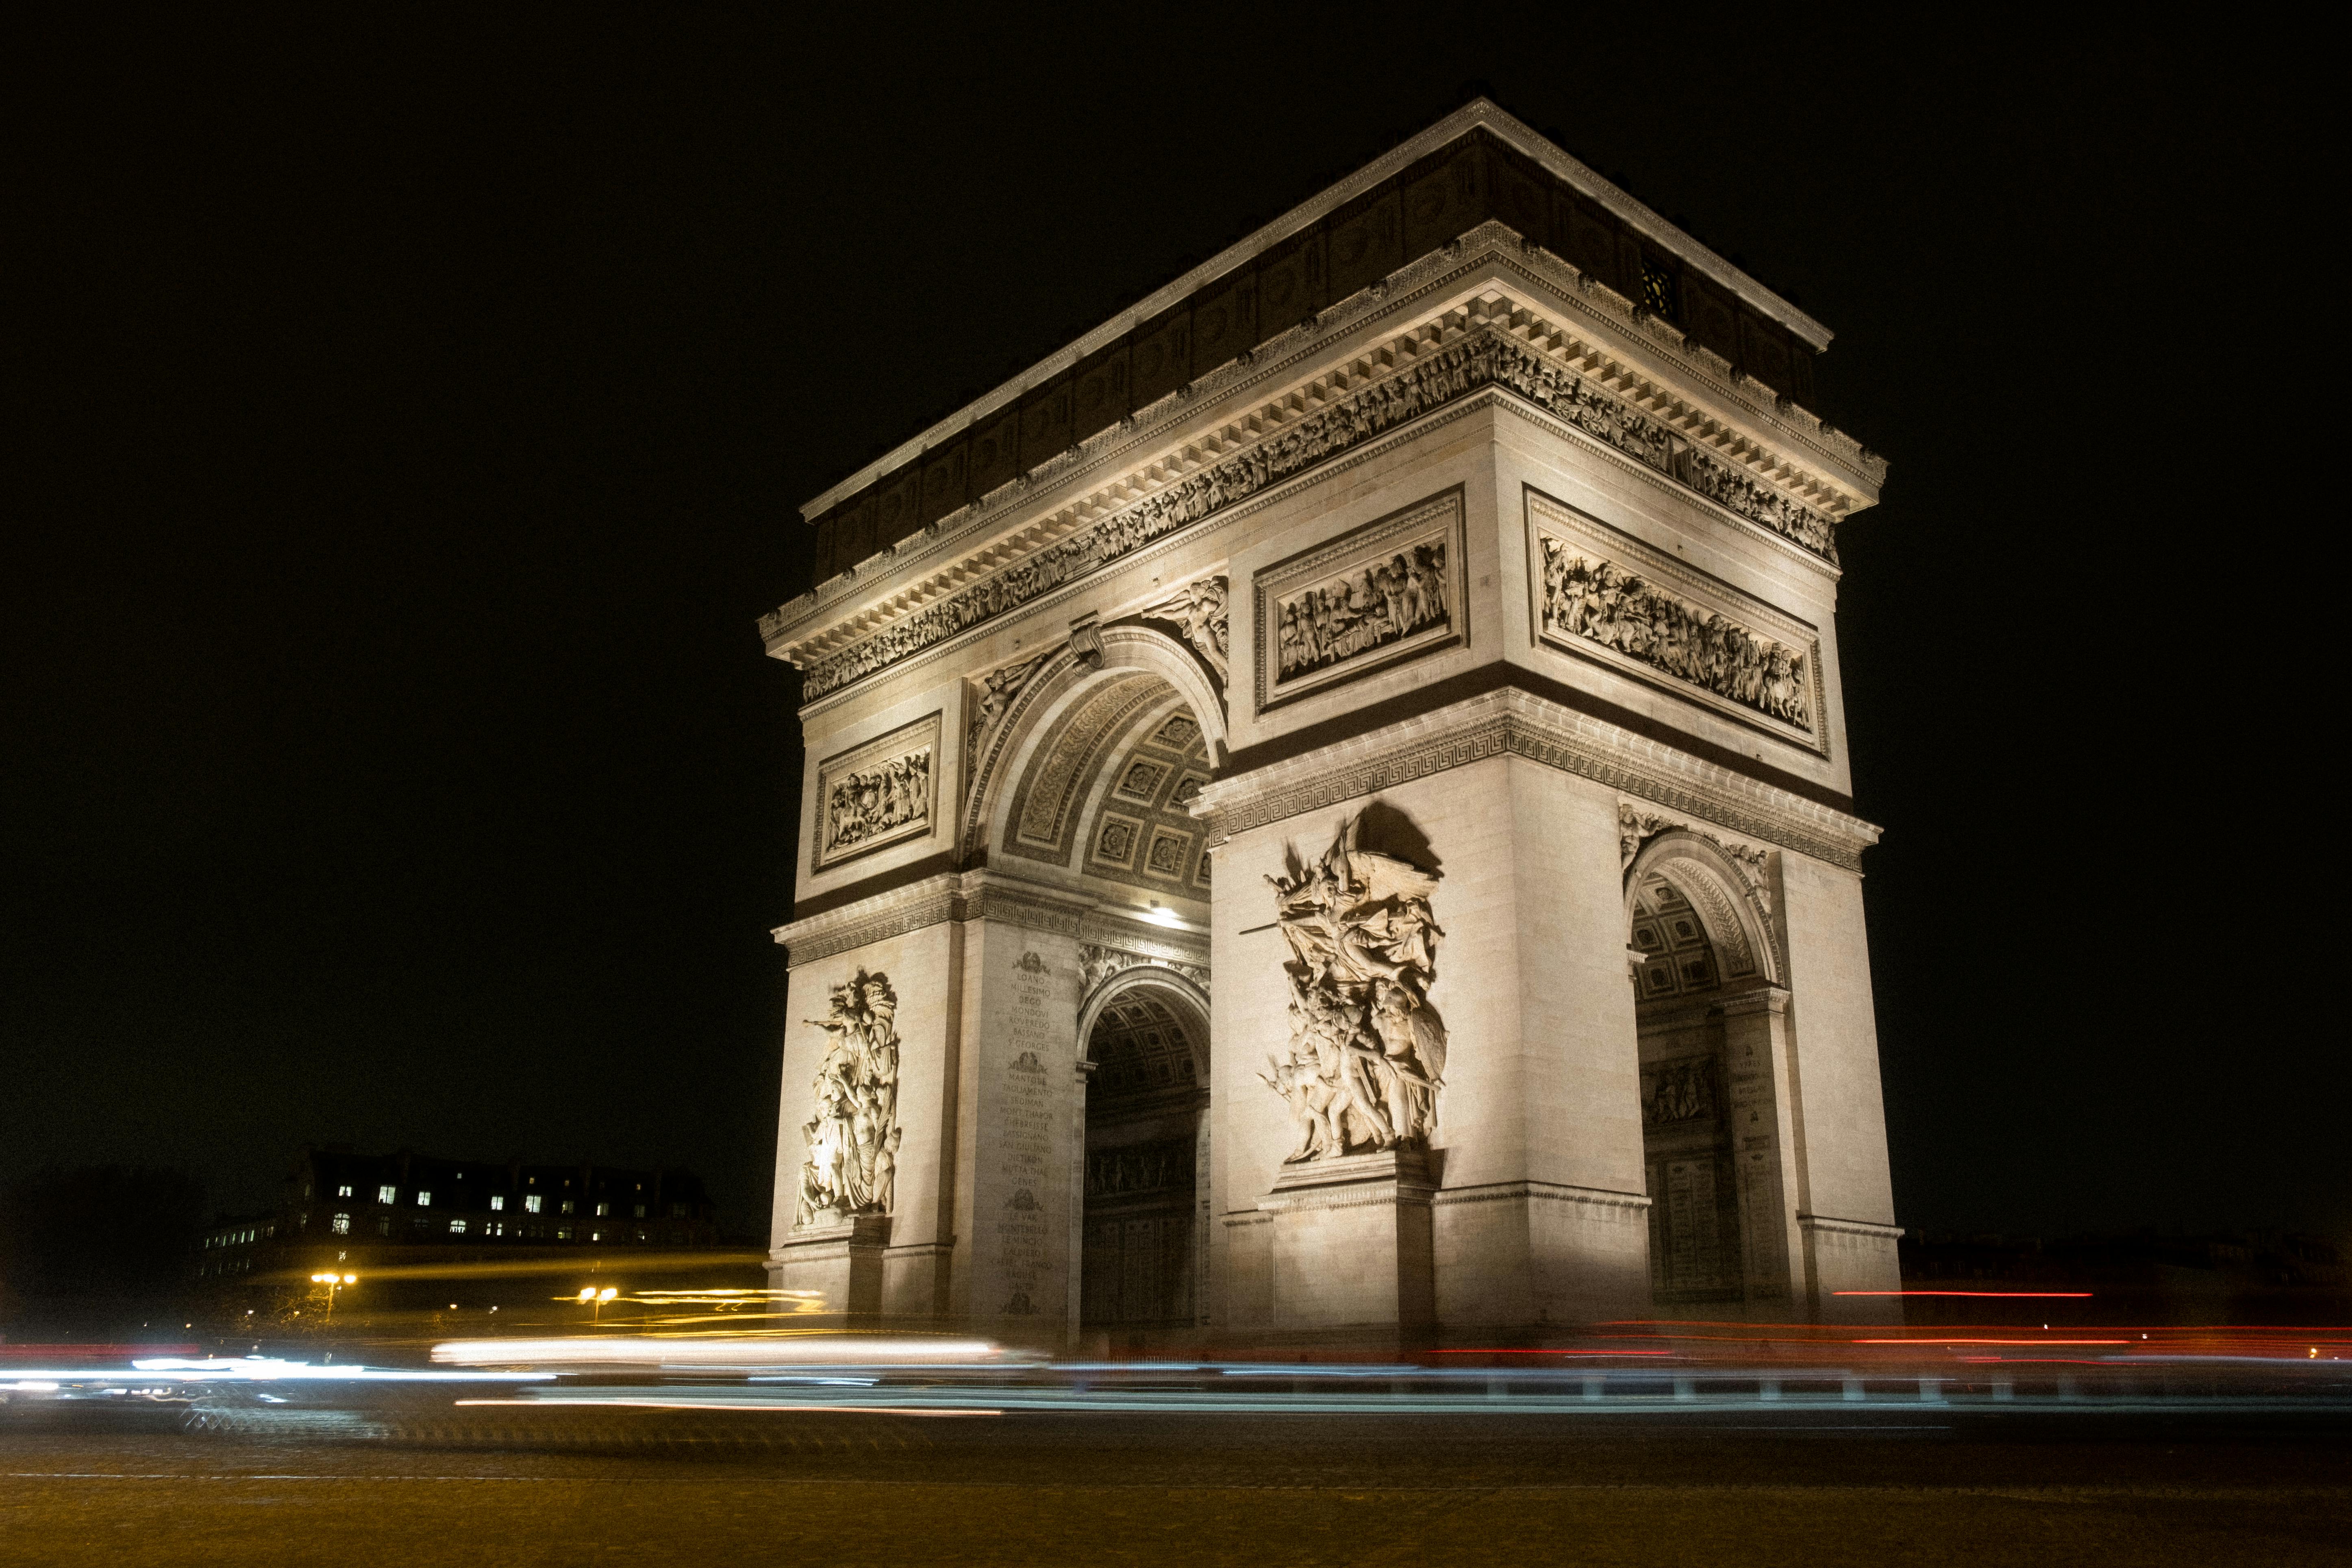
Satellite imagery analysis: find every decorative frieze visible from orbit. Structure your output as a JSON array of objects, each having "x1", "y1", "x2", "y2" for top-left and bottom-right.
[
  {"x1": 812, "y1": 714, "x2": 939, "y2": 874},
  {"x1": 1078, "y1": 942, "x2": 1209, "y2": 1000},
  {"x1": 796, "y1": 328, "x2": 1839, "y2": 700},
  {"x1": 1260, "y1": 815, "x2": 1448, "y2": 1162},
  {"x1": 1255, "y1": 488, "x2": 1466, "y2": 712},
  {"x1": 1542, "y1": 545, "x2": 1812, "y2": 728},
  {"x1": 1530, "y1": 490, "x2": 1824, "y2": 755}
]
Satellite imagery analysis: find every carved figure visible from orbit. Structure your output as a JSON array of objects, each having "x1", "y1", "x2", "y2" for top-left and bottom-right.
[
  {"x1": 1275, "y1": 543, "x2": 1449, "y2": 683},
  {"x1": 1137, "y1": 574, "x2": 1230, "y2": 679},
  {"x1": 967, "y1": 656, "x2": 1041, "y2": 766},
  {"x1": 1643, "y1": 1059, "x2": 1715, "y2": 1125},
  {"x1": 1257, "y1": 815, "x2": 1448, "y2": 1160},
  {"x1": 1539, "y1": 541, "x2": 1813, "y2": 730},
  {"x1": 824, "y1": 750, "x2": 932, "y2": 853},
  {"x1": 795, "y1": 968, "x2": 903, "y2": 1227}
]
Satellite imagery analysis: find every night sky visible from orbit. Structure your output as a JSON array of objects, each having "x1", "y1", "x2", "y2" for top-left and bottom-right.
[{"x1": 11, "y1": 17, "x2": 2330, "y2": 1244}]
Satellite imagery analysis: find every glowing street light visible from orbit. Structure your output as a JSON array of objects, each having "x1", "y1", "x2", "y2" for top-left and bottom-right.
[{"x1": 308, "y1": 1271, "x2": 357, "y2": 1317}]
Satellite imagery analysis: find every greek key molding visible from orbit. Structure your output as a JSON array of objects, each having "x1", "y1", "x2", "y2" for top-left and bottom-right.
[
  {"x1": 1192, "y1": 687, "x2": 1878, "y2": 872},
  {"x1": 786, "y1": 324, "x2": 1842, "y2": 702}
]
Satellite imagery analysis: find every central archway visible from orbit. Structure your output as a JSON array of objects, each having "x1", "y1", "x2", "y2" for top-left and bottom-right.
[{"x1": 1076, "y1": 972, "x2": 1210, "y2": 1348}]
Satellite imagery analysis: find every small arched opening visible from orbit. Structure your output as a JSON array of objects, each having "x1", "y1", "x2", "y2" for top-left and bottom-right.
[{"x1": 1625, "y1": 832, "x2": 1780, "y2": 1309}]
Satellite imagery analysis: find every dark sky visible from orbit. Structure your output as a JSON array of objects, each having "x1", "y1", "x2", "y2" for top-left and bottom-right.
[{"x1": 10, "y1": 15, "x2": 2329, "y2": 1243}]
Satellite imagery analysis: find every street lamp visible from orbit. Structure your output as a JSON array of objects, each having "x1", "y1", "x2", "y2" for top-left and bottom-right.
[
  {"x1": 576, "y1": 1285, "x2": 618, "y2": 1324},
  {"x1": 309, "y1": 1271, "x2": 357, "y2": 1318}
]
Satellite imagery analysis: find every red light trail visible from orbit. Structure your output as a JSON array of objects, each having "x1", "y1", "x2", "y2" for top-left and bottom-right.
[{"x1": 1832, "y1": 1290, "x2": 2092, "y2": 1298}]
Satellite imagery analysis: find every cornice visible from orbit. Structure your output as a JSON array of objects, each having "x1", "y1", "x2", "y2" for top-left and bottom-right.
[
  {"x1": 1191, "y1": 686, "x2": 1882, "y2": 872},
  {"x1": 1797, "y1": 1213, "x2": 1905, "y2": 1240},
  {"x1": 799, "y1": 100, "x2": 1831, "y2": 524},
  {"x1": 1431, "y1": 1180, "x2": 1652, "y2": 1211},
  {"x1": 770, "y1": 868, "x2": 1208, "y2": 969},
  {"x1": 765, "y1": 247, "x2": 1875, "y2": 704},
  {"x1": 771, "y1": 234, "x2": 1873, "y2": 651}
]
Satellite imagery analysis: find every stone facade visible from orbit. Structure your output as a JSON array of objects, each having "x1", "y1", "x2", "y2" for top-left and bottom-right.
[{"x1": 762, "y1": 100, "x2": 1902, "y2": 1348}]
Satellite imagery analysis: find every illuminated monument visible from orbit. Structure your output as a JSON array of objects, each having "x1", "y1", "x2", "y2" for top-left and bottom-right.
[{"x1": 760, "y1": 101, "x2": 1901, "y2": 1347}]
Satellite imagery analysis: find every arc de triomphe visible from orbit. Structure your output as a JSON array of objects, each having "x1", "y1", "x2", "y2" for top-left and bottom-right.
[{"x1": 761, "y1": 101, "x2": 1902, "y2": 1349}]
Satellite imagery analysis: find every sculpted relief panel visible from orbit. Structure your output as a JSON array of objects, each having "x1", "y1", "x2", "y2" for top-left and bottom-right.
[
  {"x1": 813, "y1": 714, "x2": 939, "y2": 873},
  {"x1": 795, "y1": 969, "x2": 902, "y2": 1228},
  {"x1": 1254, "y1": 488, "x2": 1467, "y2": 711},
  {"x1": 796, "y1": 329, "x2": 1838, "y2": 701},
  {"x1": 1259, "y1": 816, "x2": 1448, "y2": 1161},
  {"x1": 1137, "y1": 574, "x2": 1230, "y2": 682},
  {"x1": 1530, "y1": 492, "x2": 1826, "y2": 756}
]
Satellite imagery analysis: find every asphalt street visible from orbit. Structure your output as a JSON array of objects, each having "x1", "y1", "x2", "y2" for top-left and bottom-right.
[{"x1": 3, "y1": 1405, "x2": 2346, "y2": 1566}]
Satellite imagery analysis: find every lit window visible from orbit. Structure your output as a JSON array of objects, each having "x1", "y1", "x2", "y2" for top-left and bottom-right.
[
  {"x1": 634, "y1": 1229, "x2": 646, "y2": 1242},
  {"x1": 490, "y1": 1195, "x2": 504, "y2": 1211},
  {"x1": 524, "y1": 1194, "x2": 542, "y2": 1214},
  {"x1": 633, "y1": 1204, "x2": 646, "y2": 1218},
  {"x1": 561, "y1": 1200, "x2": 576, "y2": 1215},
  {"x1": 449, "y1": 1219, "x2": 466, "y2": 1235},
  {"x1": 378, "y1": 1217, "x2": 392, "y2": 1235},
  {"x1": 337, "y1": 1185, "x2": 353, "y2": 1198},
  {"x1": 556, "y1": 1227, "x2": 573, "y2": 1240},
  {"x1": 591, "y1": 1231, "x2": 602, "y2": 1242},
  {"x1": 1639, "y1": 256, "x2": 1678, "y2": 321},
  {"x1": 595, "y1": 1201, "x2": 609, "y2": 1217},
  {"x1": 332, "y1": 1214, "x2": 351, "y2": 1235},
  {"x1": 417, "y1": 1191, "x2": 432, "y2": 1207},
  {"x1": 378, "y1": 1185, "x2": 397, "y2": 1204}
]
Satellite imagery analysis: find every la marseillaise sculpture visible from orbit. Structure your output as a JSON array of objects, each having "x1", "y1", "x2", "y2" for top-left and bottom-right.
[{"x1": 758, "y1": 101, "x2": 1901, "y2": 1350}]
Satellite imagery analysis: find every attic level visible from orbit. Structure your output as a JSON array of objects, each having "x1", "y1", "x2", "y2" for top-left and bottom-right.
[{"x1": 800, "y1": 101, "x2": 1835, "y2": 586}]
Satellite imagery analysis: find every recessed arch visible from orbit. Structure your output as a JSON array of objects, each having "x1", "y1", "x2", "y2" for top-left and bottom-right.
[
  {"x1": 1077, "y1": 963, "x2": 1211, "y2": 1081},
  {"x1": 1623, "y1": 828, "x2": 1780, "y2": 988},
  {"x1": 961, "y1": 623, "x2": 1226, "y2": 860}
]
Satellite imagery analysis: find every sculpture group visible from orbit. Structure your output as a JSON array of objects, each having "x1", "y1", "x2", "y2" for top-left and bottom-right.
[
  {"x1": 1539, "y1": 540, "x2": 1812, "y2": 729},
  {"x1": 796, "y1": 968, "x2": 903, "y2": 1226},
  {"x1": 823, "y1": 750, "x2": 932, "y2": 854},
  {"x1": 1259, "y1": 818, "x2": 1448, "y2": 1161},
  {"x1": 1275, "y1": 544, "x2": 1449, "y2": 681}
]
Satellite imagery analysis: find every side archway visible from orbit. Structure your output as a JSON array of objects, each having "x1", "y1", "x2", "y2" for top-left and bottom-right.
[
  {"x1": 1623, "y1": 829, "x2": 1780, "y2": 988},
  {"x1": 1077, "y1": 961, "x2": 1211, "y2": 1080}
]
